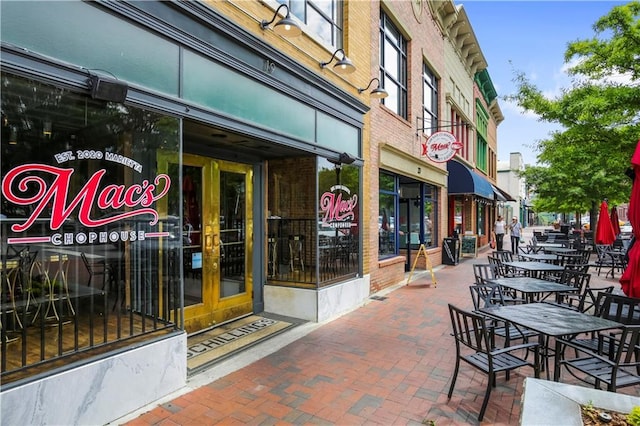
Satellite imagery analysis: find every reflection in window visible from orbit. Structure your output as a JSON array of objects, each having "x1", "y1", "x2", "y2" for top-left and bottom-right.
[
  {"x1": 0, "y1": 71, "x2": 180, "y2": 383},
  {"x1": 477, "y1": 202, "x2": 486, "y2": 236},
  {"x1": 266, "y1": 156, "x2": 359, "y2": 288},
  {"x1": 379, "y1": 171, "x2": 397, "y2": 258},
  {"x1": 380, "y1": 11, "x2": 407, "y2": 119},
  {"x1": 423, "y1": 185, "x2": 438, "y2": 248},
  {"x1": 278, "y1": 0, "x2": 342, "y2": 47},
  {"x1": 423, "y1": 64, "x2": 438, "y2": 137}
]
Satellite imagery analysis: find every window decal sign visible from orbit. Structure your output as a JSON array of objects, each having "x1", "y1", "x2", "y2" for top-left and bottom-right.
[
  {"x1": 422, "y1": 131, "x2": 462, "y2": 163},
  {"x1": 2, "y1": 155, "x2": 171, "y2": 246},
  {"x1": 319, "y1": 184, "x2": 357, "y2": 230}
]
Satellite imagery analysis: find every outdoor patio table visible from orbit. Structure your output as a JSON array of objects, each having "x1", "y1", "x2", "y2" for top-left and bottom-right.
[
  {"x1": 543, "y1": 247, "x2": 577, "y2": 254},
  {"x1": 531, "y1": 242, "x2": 565, "y2": 253},
  {"x1": 535, "y1": 243, "x2": 564, "y2": 249},
  {"x1": 482, "y1": 303, "x2": 623, "y2": 380},
  {"x1": 518, "y1": 253, "x2": 558, "y2": 263},
  {"x1": 503, "y1": 261, "x2": 565, "y2": 279},
  {"x1": 488, "y1": 277, "x2": 578, "y2": 303}
]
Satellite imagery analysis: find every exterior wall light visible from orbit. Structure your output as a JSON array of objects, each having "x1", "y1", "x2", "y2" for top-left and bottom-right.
[
  {"x1": 358, "y1": 77, "x2": 388, "y2": 99},
  {"x1": 260, "y1": 4, "x2": 301, "y2": 38},
  {"x1": 320, "y1": 49, "x2": 356, "y2": 75}
]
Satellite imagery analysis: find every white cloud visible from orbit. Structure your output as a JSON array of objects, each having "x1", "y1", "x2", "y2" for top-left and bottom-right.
[{"x1": 501, "y1": 98, "x2": 542, "y2": 120}]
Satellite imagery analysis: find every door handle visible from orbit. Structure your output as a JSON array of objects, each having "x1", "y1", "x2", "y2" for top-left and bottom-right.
[{"x1": 204, "y1": 225, "x2": 218, "y2": 254}]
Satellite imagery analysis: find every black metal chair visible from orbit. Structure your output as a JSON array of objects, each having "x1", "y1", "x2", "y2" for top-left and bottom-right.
[
  {"x1": 447, "y1": 304, "x2": 540, "y2": 421},
  {"x1": 469, "y1": 284, "x2": 537, "y2": 345},
  {"x1": 492, "y1": 250, "x2": 513, "y2": 263},
  {"x1": 596, "y1": 293, "x2": 640, "y2": 325},
  {"x1": 592, "y1": 244, "x2": 615, "y2": 276},
  {"x1": 547, "y1": 271, "x2": 614, "y2": 313},
  {"x1": 487, "y1": 255, "x2": 515, "y2": 278},
  {"x1": 472, "y1": 263, "x2": 498, "y2": 284},
  {"x1": 81, "y1": 252, "x2": 113, "y2": 291},
  {"x1": 570, "y1": 293, "x2": 640, "y2": 355},
  {"x1": 555, "y1": 324, "x2": 640, "y2": 392}
]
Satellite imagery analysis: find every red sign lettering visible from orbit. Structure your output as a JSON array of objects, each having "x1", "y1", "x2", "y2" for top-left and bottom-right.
[
  {"x1": 319, "y1": 192, "x2": 358, "y2": 223},
  {"x1": 2, "y1": 164, "x2": 171, "y2": 232}
]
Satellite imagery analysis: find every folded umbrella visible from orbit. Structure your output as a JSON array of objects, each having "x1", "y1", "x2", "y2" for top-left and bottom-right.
[
  {"x1": 595, "y1": 199, "x2": 616, "y2": 245},
  {"x1": 610, "y1": 206, "x2": 621, "y2": 237},
  {"x1": 620, "y1": 139, "x2": 640, "y2": 298}
]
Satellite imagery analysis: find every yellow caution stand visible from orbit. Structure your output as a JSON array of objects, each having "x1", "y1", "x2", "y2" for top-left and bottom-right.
[{"x1": 406, "y1": 244, "x2": 437, "y2": 287}]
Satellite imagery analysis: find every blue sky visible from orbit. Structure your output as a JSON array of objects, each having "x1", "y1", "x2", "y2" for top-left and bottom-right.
[{"x1": 461, "y1": 1, "x2": 629, "y2": 165}]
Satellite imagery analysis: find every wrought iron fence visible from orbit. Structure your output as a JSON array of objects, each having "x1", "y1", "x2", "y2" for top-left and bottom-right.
[
  {"x1": 0, "y1": 219, "x2": 180, "y2": 387},
  {"x1": 267, "y1": 218, "x2": 359, "y2": 286}
]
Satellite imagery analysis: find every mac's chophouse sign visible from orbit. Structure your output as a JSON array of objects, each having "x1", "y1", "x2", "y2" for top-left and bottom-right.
[{"x1": 422, "y1": 131, "x2": 462, "y2": 163}]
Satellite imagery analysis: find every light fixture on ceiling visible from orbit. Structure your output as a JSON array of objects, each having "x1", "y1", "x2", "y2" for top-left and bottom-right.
[
  {"x1": 357, "y1": 77, "x2": 388, "y2": 99},
  {"x1": 9, "y1": 126, "x2": 18, "y2": 145},
  {"x1": 260, "y1": 4, "x2": 301, "y2": 38},
  {"x1": 320, "y1": 49, "x2": 356, "y2": 75},
  {"x1": 43, "y1": 120, "x2": 52, "y2": 137}
]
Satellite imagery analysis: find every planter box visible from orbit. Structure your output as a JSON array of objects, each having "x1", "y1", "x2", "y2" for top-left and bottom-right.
[{"x1": 521, "y1": 378, "x2": 640, "y2": 425}]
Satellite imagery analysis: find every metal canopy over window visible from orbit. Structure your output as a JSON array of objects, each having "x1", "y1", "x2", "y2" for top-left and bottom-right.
[
  {"x1": 447, "y1": 159, "x2": 494, "y2": 199},
  {"x1": 492, "y1": 185, "x2": 516, "y2": 202}
]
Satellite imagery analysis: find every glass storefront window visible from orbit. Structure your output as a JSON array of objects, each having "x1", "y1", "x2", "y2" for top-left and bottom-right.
[
  {"x1": 477, "y1": 201, "x2": 486, "y2": 236},
  {"x1": 0, "y1": 72, "x2": 180, "y2": 384},
  {"x1": 453, "y1": 198, "x2": 462, "y2": 236},
  {"x1": 267, "y1": 156, "x2": 360, "y2": 288},
  {"x1": 379, "y1": 171, "x2": 397, "y2": 258},
  {"x1": 380, "y1": 172, "x2": 438, "y2": 256},
  {"x1": 423, "y1": 185, "x2": 438, "y2": 248}
]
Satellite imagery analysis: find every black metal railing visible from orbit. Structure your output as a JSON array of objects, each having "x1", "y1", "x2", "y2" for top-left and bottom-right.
[
  {"x1": 0, "y1": 219, "x2": 180, "y2": 387},
  {"x1": 266, "y1": 218, "x2": 359, "y2": 286}
]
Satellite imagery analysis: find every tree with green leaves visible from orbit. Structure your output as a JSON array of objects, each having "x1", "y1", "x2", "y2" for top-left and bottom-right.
[{"x1": 509, "y1": 1, "x2": 640, "y2": 225}]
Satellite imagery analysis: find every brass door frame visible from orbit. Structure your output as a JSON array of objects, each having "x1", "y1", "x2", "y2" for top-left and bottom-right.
[{"x1": 157, "y1": 151, "x2": 253, "y2": 333}]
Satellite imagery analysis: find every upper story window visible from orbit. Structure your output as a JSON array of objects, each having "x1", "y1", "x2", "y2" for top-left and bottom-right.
[
  {"x1": 422, "y1": 64, "x2": 438, "y2": 136},
  {"x1": 380, "y1": 12, "x2": 407, "y2": 119},
  {"x1": 450, "y1": 107, "x2": 470, "y2": 161},
  {"x1": 477, "y1": 137, "x2": 488, "y2": 172},
  {"x1": 278, "y1": 0, "x2": 342, "y2": 47},
  {"x1": 476, "y1": 101, "x2": 489, "y2": 172},
  {"x1": 476, "y1": 100, "x2": 488, "y2": 139}
]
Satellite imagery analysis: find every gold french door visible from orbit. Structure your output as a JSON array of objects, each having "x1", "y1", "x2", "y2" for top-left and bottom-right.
[{"x1": 159, "y1": 152, "x2": 253, "y2": 334}]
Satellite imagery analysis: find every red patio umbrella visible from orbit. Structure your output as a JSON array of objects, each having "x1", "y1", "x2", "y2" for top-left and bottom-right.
[
  {"x1": 595, "y1": 199, "x2": 616, "y2": 245},
  {"x1": 610, "y1": 206, "x2": 621, "y2": 237},
  {"x1": 620, "y1": 139, "x2": 640, "y2": 298}
]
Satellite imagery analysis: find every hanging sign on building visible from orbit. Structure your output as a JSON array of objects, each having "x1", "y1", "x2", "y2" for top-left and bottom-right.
[{"x1": 422, "y1": 131, "x2": 462, "y2": 163}]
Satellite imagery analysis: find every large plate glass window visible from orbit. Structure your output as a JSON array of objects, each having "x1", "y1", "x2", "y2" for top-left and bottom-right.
[{"x1": 0, "y1": 72, "x2": 180, "y2": 384}]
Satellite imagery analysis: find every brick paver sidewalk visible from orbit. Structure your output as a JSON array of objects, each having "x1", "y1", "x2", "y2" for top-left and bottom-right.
[{"x1": 122, "y1": 227, "x2": 638, "y2": 425}]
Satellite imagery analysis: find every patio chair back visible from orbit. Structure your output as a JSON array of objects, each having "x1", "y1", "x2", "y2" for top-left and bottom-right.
[
  {"x1": 556, "y1": 253, "x2": 580, "y2": 267},
  {"x1": 554, "y1": 271, "x2": 612, "y2": 313},
  {"x1": 473, "y1": 263, "x2": 498, "y2": 284},
  {"x1": 447, "y1": 304, "x2": 540, "y2": 421},
  {"x1": 469, "y1": 283, "x2": 505, "y2": 311},
  {"x1": 487, "y1": 255, "x2": 517, "y2": 278},
  {"x1": 492, "y1": 250, "x2": 513, "y2": 262},
  {"x1": 577, "y1": 248, "x2": 592, "y2": 263},
  {"x1": 594, "y1": 293, "x2": 640, "y2": 325},
  {"x1": 563, "y1": 263, "x2": 590, "y2": 274}
]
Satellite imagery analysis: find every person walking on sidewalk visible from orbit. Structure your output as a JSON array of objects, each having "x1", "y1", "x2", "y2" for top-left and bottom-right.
[
  {"x1": 494, "y1": 215, "x2": 506, "y2": 251},
  {"x1": 509, "y1": 216, "x2": 522, "y2": 254}
]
